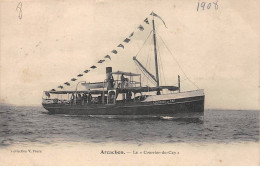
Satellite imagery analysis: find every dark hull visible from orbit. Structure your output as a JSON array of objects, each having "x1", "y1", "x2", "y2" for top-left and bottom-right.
[{"x1": 42, "y1": 96, "x2": 205, "y2": 118}]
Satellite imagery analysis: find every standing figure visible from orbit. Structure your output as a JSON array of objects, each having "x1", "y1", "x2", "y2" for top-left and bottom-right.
[{"x1": 121, "y1": 73, "x2": 126, "y2": 88}]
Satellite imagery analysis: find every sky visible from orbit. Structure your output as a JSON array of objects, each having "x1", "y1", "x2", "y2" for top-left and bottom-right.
[{"x1": 0, "y1": 0, "x2": 259, "y2": 110}]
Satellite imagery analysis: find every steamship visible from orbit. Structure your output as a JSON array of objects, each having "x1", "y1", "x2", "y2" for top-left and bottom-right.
[{"x1": 42, "y1": 13, "x2": 205, "y2": 118}]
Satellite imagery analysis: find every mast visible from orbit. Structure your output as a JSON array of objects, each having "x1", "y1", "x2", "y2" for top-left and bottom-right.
[{"x1": 152, "y1": 17, "x2": 160, "y2": 88}]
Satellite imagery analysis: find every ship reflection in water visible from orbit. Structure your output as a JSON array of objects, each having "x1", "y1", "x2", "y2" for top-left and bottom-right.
[{"x1": 0, "y1": 105, "x2": 259, "y2": 146}]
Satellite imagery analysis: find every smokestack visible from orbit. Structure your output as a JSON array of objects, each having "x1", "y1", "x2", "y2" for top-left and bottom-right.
[
  {"x1": 106, "y1": 67, "x2": 112, "y2": 81},
  {"x1": 106, "y1": 67, "x2": 113, "y2": 89}
]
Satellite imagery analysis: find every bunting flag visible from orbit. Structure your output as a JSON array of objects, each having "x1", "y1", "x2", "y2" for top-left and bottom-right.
[
  {"x1": 90, "y1": 65, "x2": 97, "y2": 69},
  {"x1": 124, "y1": 38, "x2": 131, "y2": 43},
  {"x1": 50, "y1": 89, "x2": 56, "y2": 91},
  {"x1": 71, "y1": 78, "x2": 77, "y2": 81},
  {"x1": 117, "y1": 44, "x2": 124, "y2": 49},
  {"x1": 84, "y1": 69, "x2": 90, "y2": 73},
  {"x1": 138, "y1": 25, "x2": 144, "y2": 31},
  {"x1": 104, "y1": 55, "x2": 111, "y2": 60},
  {"x1": 98, "y1": 59, "x2": 105, "y2": 63},
  {"x1": 111, "y1": 50, "x2": 118, "y2": 54},
  {"x1": 150, "y1": 12, "x2": 167, "y2": 28},
  {"x1": 129, "y1": 32, "x2": 134, "y2": 38},
  {"x1": 144, "y1": 18, "x2": 149, "y2": 24},
  {"x1": 64, "y1": 82, "x2": 70, "y2": 86},
  {"x1": 58, "y1": 85, "x2": 63, "y2": 89},
  {"x1": 77, "y1": 74, "x2": 83, "y2": 77}
]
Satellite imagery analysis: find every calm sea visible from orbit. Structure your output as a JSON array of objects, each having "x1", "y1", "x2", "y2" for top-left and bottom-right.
[{"x1": 0, "y1": 105, "x2": 259, "y2": 146}]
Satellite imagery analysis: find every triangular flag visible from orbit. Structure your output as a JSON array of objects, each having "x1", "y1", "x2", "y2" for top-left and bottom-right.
[
  {"x1": 117, "y1": 44, "x2": 124, "y2": 49},
  {"x1": 50, "y1": 89, "x2": 56, "y2": 91},
  {"x1": 58, "y1": 85, "x2": 63, "y2": 89},
  {"x1": 138, "y1": 25, "x2": 144, "y2": 31},
  {"x1": 77, "y1": 74, "x2": 83, "y2": 77},
  {"x1": 84, "y1": 70, "x2": 90, "y2": 73},
  {"x1": 150, "y1": 12, "x2": 167, "y2": 28},
  {"x1": 64, "y1": 82, "x2": 70, "y2": 86},
  {"x1": 104, "y1": 55, "x2": 111, "y2": 60},
  {"x1": 144, "y1": 18, "x2": 149, "y2": 24},
  {"x1": 71, "y1": 78, "x2": 77, "y2": 81},
  {"x1": 124, "y1": 38, "x2": 131, "y2": 43},
  {"x1": 98, "y1": 59, "x2": 105, "y2": 63},
  {"x1": 111, "y1": 50, "x2": 118, "y2": 54},
  {"x1": 90, "y1": 65, "x2": 97, "y2": 69},
  {"x1": 129, "y1": 32, "x2": 134, "y2": 38}
]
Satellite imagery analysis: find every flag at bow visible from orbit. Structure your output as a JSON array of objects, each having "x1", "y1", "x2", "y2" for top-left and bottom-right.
[
  {"x1": 150, "y1": 12, "x2": 167, "y2": 28},
  {"x1": 111, "y1": 50, "x2": 117, "y2": 54},
  {"x1": 138, "y1": 25, "x2": 144, "y2": 31},
  {"x1": 117, "y1": 44, "x2": 124, "y2": 49},
  {"x1": 124, "y1": 38, "x2": 130, "y2": 43},
  {"x1": 98, "y1": 59, "x2": 105, "y2": 63},
  {"x1": 64, "y1": 82, "x2": 70, "y2": 86},
  {"x1": 77, "y1": 74, "x2": 83, "y2": 77},
  {"x1": 144, "y1": 18, "x2": 149, "y2": 24},
  {"x1": 90, "y1": 65, "x2": 97, "y2": 69},
  {"x1": 104, "y1": 55, "x2": 111, "y2": 60},
  {"x1": 71, "y1": 78, "x2": 77, "y2": 81}
]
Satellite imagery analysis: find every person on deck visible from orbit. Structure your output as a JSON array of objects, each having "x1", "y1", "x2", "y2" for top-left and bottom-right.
[
  {"x1": 88, "y1": 93, "x2": 92, "y2": 103},
  {"x1": 110, "y1": 75, "x2": 115, "y2": 88},
  {"x1": 121, "y1": 73, "x2": 126, "y2": 88},
  {"x1": 83, "y1": 94, "x2": 88, "y2": 103},
  {"x1": 77, "y1": 93, "x2": 82, "y2": 104},
  {"x1": 71, "y1": 93, "x2": 75, "y2": 104}
]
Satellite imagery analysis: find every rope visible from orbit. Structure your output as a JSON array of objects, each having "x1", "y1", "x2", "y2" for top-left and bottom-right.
[
  {"x1": 173, "y1": 78, "x2": 188, "y2": 86},
  {"x1": 135, "y1": 60, "x2": 157, "y2": 86},
  {"x1": 145, "y1": 46, "x2": 152, "y2": 86},
  {"x1": 134, "y1": 31, "x2": 157, "y2": 86},
  {"x1": 157, "y1": 32, "x2": 200, "y2": 89},
  {"x1": 135, "y1": 30, "x2": 153, "y2": 57},
  {"x1": 157, "y1": 40, "x2": 166, "y2": 86}
]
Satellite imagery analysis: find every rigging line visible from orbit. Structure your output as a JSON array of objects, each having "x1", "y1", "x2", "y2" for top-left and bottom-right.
[
  {"x1": 135, "y1": 30, "x2": 153, "y2": 57},
  {"x1": 135, "y1": 62, "x2": 156, "y2": 86},
  {"x1": 172, "y1": 78, "x2": 188, "y2": 86},
  {"x1": 146, "y1": 37, "x2": 153, "y2": 86},
  {"x1": 139, "y1": 68, "x2": 156, "y2": 86},
  {"x1": 160, "y1": 52, "x2": 166, "y2": 86},
  {"x1": 136, "y1": 36, "x2": 155, "y2": 87},
  {"x1": 145, "y1": 48, "x2": 150, "y2": 70},
  {"x1": 139, "y1": 66, "x2": 156, "y2": 86},
  {"x1": 147, "y1": 52, "x2": 152, "y2": 85},
  {"x1": 157, "y1": 39, "x2": 166, "y2": 86},
  {"x1": 134, "y1": 62, "x2": 143, "y2": 86},
  {"x1": 147, "y1": 40, "x2": 152, "y2": 86},
  {"x1": 156, "y1": 37, "x2": 164, "y2": 85},
  {"x1": 157, "y1": 40, "x2": 163, "y2": 85},
  {"x1": 134, "y1": 62, "x2": 140, "y2": 75},
  {"x1": 145, "y1": 48, "x2": 150, "y2": 85},
  {"x1": 156, "y1": 32, "x2": 200, "y2": 89}
]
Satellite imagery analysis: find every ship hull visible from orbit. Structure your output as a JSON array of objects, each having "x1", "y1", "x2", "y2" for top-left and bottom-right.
[{"x1": 42, "y1": 95, "x2": 205, "y2": 118}]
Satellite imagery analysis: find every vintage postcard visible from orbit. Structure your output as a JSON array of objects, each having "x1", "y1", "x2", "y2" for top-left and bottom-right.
[{"x1": 0, "y1": 0, "x2": 259, "y2": 166}]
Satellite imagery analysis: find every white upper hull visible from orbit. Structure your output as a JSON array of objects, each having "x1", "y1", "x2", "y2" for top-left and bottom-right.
[{"x1": 142, "y1": 89, "x2": 204, "y2": 102}]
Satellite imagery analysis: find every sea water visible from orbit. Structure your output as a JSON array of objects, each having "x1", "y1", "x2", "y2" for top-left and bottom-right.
[{"x1": 0, "y1": 105, "x2": 259, "y2": 146}]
